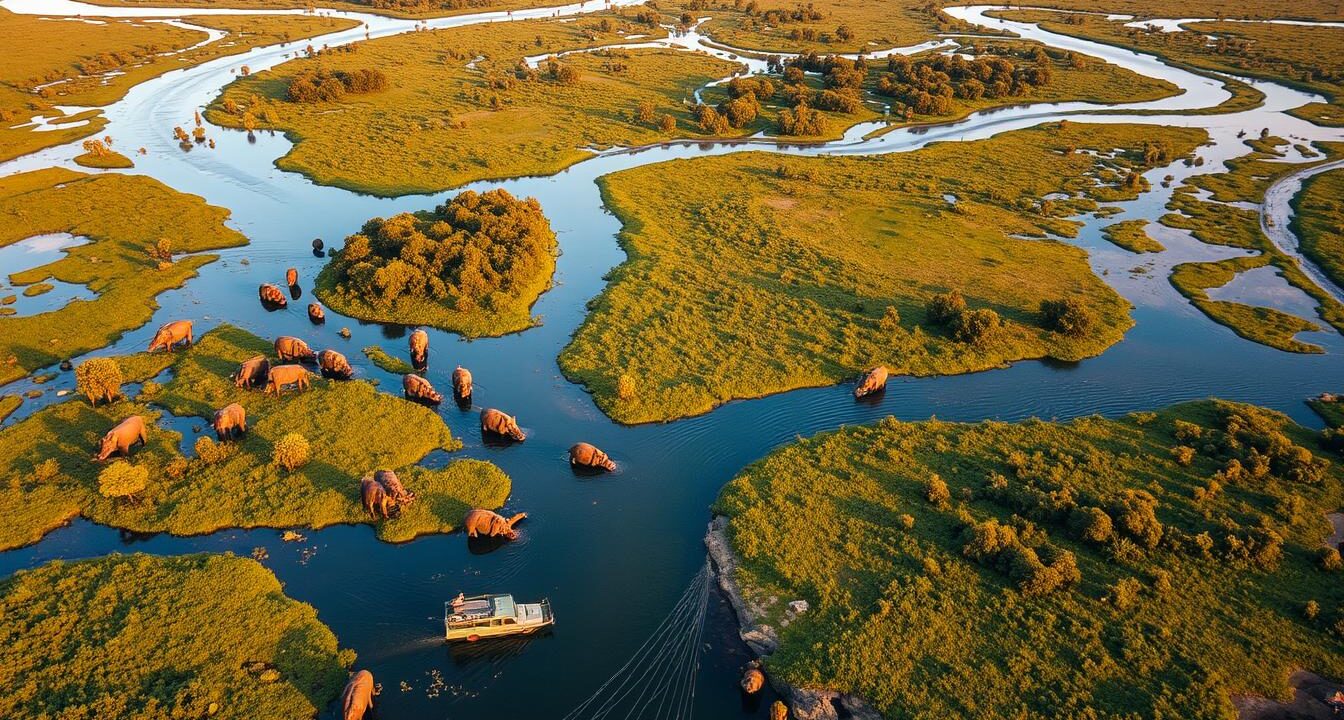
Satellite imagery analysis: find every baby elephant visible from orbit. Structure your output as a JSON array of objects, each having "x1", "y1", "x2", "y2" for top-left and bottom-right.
[
  {"x1": 94, "y1": 415, "x2": 147, "y2": 461},
  {"x1": 570, "y1": 442, "x2": 616, "y2": 472},
  {"x1": 234, "y1": 355, "x2": 270, "y2": 389},
  {"x1": 308, "y1": 303, "x2": 325, "y2": 324},
  {"x1": 265, "y1": 364, "x2": 311, "y2": 396},
  {"x1": 285, "y1": 267, "x2": 298, "y2": 287},
  {"x1": 360, "y1": 475, "x2": 394, "y2": 519},
  {"x1": 481, "y1": 408, "x2": 525, "y2": 442},
  {"x1": 275, "y1": 336, "x2": 316, "y2": 363},
  {"x1": 463, "y1": 508, "x2": 527, "y2": 540},
  {"x1": 452, "y1": 365, "x2": 472, "y2": 400},
  {"x1": 147, "y1": 320, "x2": 193, "y2": 353},
  {"x1": 212, "y1": 403, "x2": 247, "y2": 441},
  {"x1": 403, "y1": 374, "x2": 442, "y2": 404},
  {"x1": 318, "y1": 349, "x2": 353, "y2": 380},
  {"x1": 340, "y1": 669, "x2": 374, "y2": 720},
  {"x1": 375, "y1": 469, "x2": 415, "y2": 505},
  {"x1": 409, "y1": 328, "x2": 429, "y2": 370},
  {"x1": 854, "y1": 365, "x2": 889, "y2": 399},
  {"x1": 258, "y1": 283, "x2": 287, "y2": 307}
]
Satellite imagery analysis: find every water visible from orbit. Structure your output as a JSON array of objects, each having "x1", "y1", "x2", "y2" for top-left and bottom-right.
[{"x1": 2, "y1": 2, "x2": 1343, "y2": 718}]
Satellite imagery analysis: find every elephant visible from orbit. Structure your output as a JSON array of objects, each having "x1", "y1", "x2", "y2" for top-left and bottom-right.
[
  {"x1": 285, "y1": 267, "x2": 298, "y2": 287},
  {"x1": 570, "y1": 442, "x2": 616, "y2": 472},
  {"x1": 741, "y1": 667, "x2": 765, "y2": 694},
  {"x1": 463, "y1": 508, "x2": 527, "y2": 539},
  {"x1": 318, "y1": 349, "x2": 353, "y2": 380},
  {"x1": 340, "y1": 670, "x2": 374, "y2": 720},
  {"x1": 854, "y1": 365, "x2": 889, "y2": 399},
  {"x1": 212, "y1": 403, "x2": 247, "y2": 441},
  {"x1": 275, "y1": 336, "x2": 316, "y2": 363},
  {"x1": 147, "y1": 320, "x2": 193, "y2": 353},
  {"x1": 234, "y1": 355, "x2": 270, "y2": 389},
  {"x1": 770, "y1": 701, "x2": 788, "y2": 720},
  {"x1": 265, "y1": 364, "x2": 311, "y2": 396},
  {"x1": 94, "y1": 415, "x2": 147, "y2": 461},
  {"x1": 375, "y1": 469, "x2": 415, "y2": 505},
  {"x1": 258, "y1": 283, "x2": 287, "y2": 307},
  {"x1": 451, "y1": 365, "x2": 472, "y2": 401},
  {"x1": 360, "y1": 475, "x2": 394, "y2": 519},
  {"x1": 403, "y1": 373, "x2": 442, "y2": 404},
  {"x1": 409, "y1": 328, "x2": 429, "y2": 370},
  {"x1": 481, "y1": 408, "x2": 525, "y2": 442},
  {"x1": 312, "y1": 238, "x2": 324, "y2": 252},
  {"x1": 308, "y1": 303, "x2": 325, "y2": 324}
]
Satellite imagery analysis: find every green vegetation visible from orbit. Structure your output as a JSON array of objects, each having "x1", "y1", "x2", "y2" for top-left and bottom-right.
[
  {"x1": 1101, "y1": 219, "x2": 1164, "y2": 253},
  {"x1": 560, "y1": 123, "x2": 1205, "y2": 423},
  {"x1": 0, "y1": 168, "x2": 246, "y2": 386},
  {"x1": 0, "y1": 553, "x2": 353, "y2": 719},
  {"x1": 715, "y1": 400, "x2": 1344, "y2": 718},
  {"x1": 75, "y1": 356, "x2": 124, "y2": 405},
  {"x1": 1293, "y1": 167, "x2": 1344, "y2": 290},
  {"x1": 73, "y1": 139, "x2": 134, "y2": 169},
  {"x1": 0, "y1": 9, "x2": 358, "y2": 162},
  {"x1": 0, "y1": 324, "x2": 511, "y2": 550},
  {"x1": 0, "y1": 394, "x2": 19, "y2": 422},
  {"x1": 317, "y1": 189, "x2": 556, "y2": 336},
  {"x1": 362, "y1": 345, "x2": 414, "y2": 374},
  {"x1": 1309, "y1": 396, "x2": 1344, "y2": 429}
]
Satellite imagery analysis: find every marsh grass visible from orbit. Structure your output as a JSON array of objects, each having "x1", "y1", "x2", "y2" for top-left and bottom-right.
[
  {"x1": 1293, "y1": 168, "x2": 1344, "y2": 291},
  {"x1": 72, "y1": 149, "x2": 134, "y2": 169},
  {"x1": 715, "y1": 400, "x2": 1344, "y2": 717},
  {"x1": 1101, "y1": 219, "x2": 1164, "y2": 253},
  {"x1": 0, "y1": 553, "x2": 354, "y2": 719},
  {"x1": 362, "y1": 344, "x2": 414, "y2": 374},
  {"x1": 0, "y1": 325, "x2": 510, "y2": 551},
  {"x1": 559, "y1": 123, "x2": 1204, "y2": 424}
]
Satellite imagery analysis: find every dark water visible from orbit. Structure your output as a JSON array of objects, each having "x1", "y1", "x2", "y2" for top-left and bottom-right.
[{"x1": 2, "y1": 3, "x2": 1344, "y2": 719}]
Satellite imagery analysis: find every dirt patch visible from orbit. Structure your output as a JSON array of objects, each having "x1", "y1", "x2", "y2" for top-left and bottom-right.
[
  {"x1": 1326, "y1": 513, "x2": 1344, "y2": 550},
  {"x1": 761, "y1": 196, "x2": 798, "y2": 210},
  {"x1": 1235, "y1": 670, "x2": 1343, "y2": 720}
]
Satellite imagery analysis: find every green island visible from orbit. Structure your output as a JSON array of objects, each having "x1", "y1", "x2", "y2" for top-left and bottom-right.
[
  {"x1": 204, "y1": 9, "x2": 1174, "y2": 196},
  {"x1": 0, "y1": 168, "x2": 248, "y2": 386},
  {"x1": 0, "y1": 553, "x2": 354, "y2": 719},
  {"x1": 559, "y1": 122, "x2": 1204, "y2": 424},
  {"x1": 0, "y1": 9, "x2": 359, "y2": 161},
  {"x1": 363, "y1": 344, "x2": 415, "y2": 374},
  {"x1": 1161, "y1": 137, "x2": 1344, "y2": 354},
  {"x1": 1101, "y1": 219, "x2": 1164, "y2": 253},
  {"x1": 1293, "y1": 167, "x2": 1344, "y2": 290},
  {"x1": 0, "y1": 324, "x2": 511, "y2": 551},
  {"x1": 316, "y1": 188, "x2": 557, "y2": 336},
  {"x1": 713, "y1": 400, "x2": 1344, "y2": 718}
]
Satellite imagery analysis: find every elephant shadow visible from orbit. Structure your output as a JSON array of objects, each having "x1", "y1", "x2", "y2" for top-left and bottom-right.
[
  {"x1": 466, "y1": 534, "x2": 511, "y2": 555},
  {"x1": 479, "y1": 432, "x2": 520, "y2": 449},
  {"x1": 289, "y1": 284, "x2": 302, "y2": 300},
  {"x1": 260, "y1": 299, "x2": 287, "y2": 312},
  {"x1": 454, "y1": 394, "x2": 473, "y2": 411},
  {"x1": 569, "y1": 463, "x2": 609, "y2": 479},
  {"x1": 854, "y1": 386, "x2": 886, "y2": 406}
]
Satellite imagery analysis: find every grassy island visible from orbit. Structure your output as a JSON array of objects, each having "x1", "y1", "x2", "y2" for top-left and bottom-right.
[
  {"x1": 1293, "y1": 168, "x2": 1344, "y2": 290},
  {"x1": 0, "y1": 553, "x2": 354, "y2": 719},
  {"x1": 0, "y1": 168, "x2": 248, "y2": 386},
  {"x1": 0, "y1": 325, "x2": 511, "y2": 551},
  {"x1": 317, "y1": 189, "x2": 557, "y2": 337},
  {"x1": 560, "y1": 123, "x2": 1205, "y2": 424},
  {"x1": 714, "y1": 400, "x2": 1344, "y2": 718},
  {"x1": 1101, "y1": 219, "x2": 1163, "y2": 253}
]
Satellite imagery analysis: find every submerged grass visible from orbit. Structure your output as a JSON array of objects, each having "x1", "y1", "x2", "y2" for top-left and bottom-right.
[
  {"x1": 715, "y1": 400, "x2": 1344, "y2": 718},
  {"x1": 0, "y1": 324, "x2": 511, "y2": 551},
  {"x1": 0, "y1": 553, "x2": 354, "y2": 719},
  {"x1": 560, "y1": 123, "x2": 1206, "y2": 424}
]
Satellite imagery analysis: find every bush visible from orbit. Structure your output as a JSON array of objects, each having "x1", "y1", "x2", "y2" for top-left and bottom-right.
[
  {"x1": 194, "y1": 436, "x2": 232, "y2": 465},
  {"x1": 617, "y1": 373, "x2": 636, "y2": 401},
  {"x1": 952, "y1": 308, "x2": 1000, "y2": 344},
  {"x1": 1040, "y1": 297, "x2": 1095, "y2": 336},
  {"x1": 925, "y1": 290, "x2": 966, "y2": 325},
  {"x1": 33, "y1": 458, "x2": 60, "y2": 482},
  {"x1": 1109, "y1": 577, "x2": 1143, "y2": 610},
  {"x1": 98, "y1": 462, "x2": 147, "y2": 501},
  {"x1": 287, "y1": 67, "x2": 387, "y2": 103},
  {"x1": 879, "y1": 306, "x2": 901, "y2": 333},
  {"x1": 1318, "y1": 547, "x2": 1343, "y2": 572},
  {"x1": 776, "y1": 102, "x2": 825, "y2": 136},
  {"x1": 273, "y1": 433, "x2": 310, "y2": 471},
  {"x1": 1068, "y1": 506, "x2": 1112, "y2": 543},
  {"x1": 76, "y1": 358, "x2": 123, "y2": 406},
  {"x1": 1306, "y1": 600, "x2": 1321, "y2": 620},
  {"x1": 1171, "y1": 445, "x2": 1196, "y2": 466},
  {"x1": 924, "y1": 474, "x2": 950, "y2": 506}
]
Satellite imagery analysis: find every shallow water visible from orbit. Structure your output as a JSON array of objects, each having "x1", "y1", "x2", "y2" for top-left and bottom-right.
[{"x1": 2, "y1": 2, "x2": 1344, "y2": 718}]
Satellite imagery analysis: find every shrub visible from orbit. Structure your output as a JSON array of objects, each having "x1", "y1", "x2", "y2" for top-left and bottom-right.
[
  {"x1": 75, "y1": 358, "x2": 123, "y2": 406},
  {"x1": 33, "y1": 458, "x2": 60, "y2": 482},
  {"x1": 98, "y1": 462, "x2": 147, "y2": 501},
  {"x1": 617, "y1": 373, "x2": 637, "y2": 401},
  {"x1": 1306, "y1": 600, "x2": 1321, "y2": 620},
  {"x1": 273, "y1": 433, "x2": 310, "y2": 471},
  {"x1": 1171, "y1": 445, "x2": 1196, "y2": 466},
  {"x1": 635, "y1": 100, "x2": 655, "y2": 125},
  {"x1": 1318, "y1": 547, "x2": 1343, "y2": 572},
  {"x1": 1151, "y1": 569, "x2": 1173, "y2": 595},
  {"x1": 165, "y1": 456, "x2": 189, "y2": 480},
  {"x1": 924, "y1": 474, "x2": 950, "y2": 506},
  {"x1": 879, "y1": 306, "x2": 901, "y2": 333},
  {"x1": 287, "y1": 67, "x2": 387, "y2": 102},
  {"x1": 952, "y1": 308, "x2": 1000, "y2": 344},
  {"x1": 1173, "y1": 419, "x2": 1203, "y2": 443},
  {"x1": 776, "y1": 101, "x2": 825, "y2": 136},
  {"x1": 1040, "y1": 297, "x2": 1095, "y2": 336},
  {"x1": 898, "y1": 514, "x2": 915, "y2": 529},
  {"x1": 657, "y1": 114, "x2": 676, "y2": 133},
  {"x1": 925, "y1": 290, "x2": 966, "y2": 325},
  {"x1": 1109, "y1": 577, "x2": 1143, "y2": 610},
  {"x1": 1068, "y1": 506, "x2": 1112, "y2": 543},
  {"x1": 194, "y1": 436, "x2": 232, "y2": 465}
]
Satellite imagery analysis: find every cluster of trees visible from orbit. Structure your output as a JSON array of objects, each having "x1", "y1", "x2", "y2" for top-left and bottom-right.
[
  {"x1": 925, "y1": 290, "x2": 1000, "y2": 344},
  {"x1": 327, "y1": 189, "x2": 553, "y2": 313},
  {"x1": 875, "y1": 50, "x2": 1055, "y2": 117},
  {"x1": 960, "y1": 515, "x2": 1081, "y2": 596},
  {"x1": 287, "y1": 68, "x2": 388, "y2": 103},
  {"x1": 1040, "y1": 297, "x2": 1096, "y2": 336}
]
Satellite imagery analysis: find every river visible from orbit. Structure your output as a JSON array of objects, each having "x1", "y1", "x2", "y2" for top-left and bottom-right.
[{"x1": 1, "y1": 1, "x2": 1343, "y2": 718}]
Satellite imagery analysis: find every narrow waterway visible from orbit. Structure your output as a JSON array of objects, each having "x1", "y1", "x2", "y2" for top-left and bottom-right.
[{"x1": 2, "y1": 2, "x2": 1344, "y2": 718}]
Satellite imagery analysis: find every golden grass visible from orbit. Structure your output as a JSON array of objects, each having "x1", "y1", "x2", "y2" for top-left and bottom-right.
[
  {"x1": 1293, "y1": 168, "x2": 1344, "y2": 290},
  {"x1": 1101, "y1": 219, "x2": 1164, "y2": 253}
]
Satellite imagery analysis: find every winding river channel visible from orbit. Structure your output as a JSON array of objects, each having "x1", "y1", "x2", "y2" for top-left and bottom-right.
[{"x1": 3, "y1": 1, "x2": 1344, "y2": 717}]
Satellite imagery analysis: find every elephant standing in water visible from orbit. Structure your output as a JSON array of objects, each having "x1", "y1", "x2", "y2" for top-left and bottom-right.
[
  {"x1": 463, "y1": 508, "x2": 527, "y2": 539},
  {"x1": 403, "y1": 373, "x2": 443, "y2": 404},
  {"x1": 212, "y1": 403, "x2": 246, "y2": 441},
  {"x1": 308, "y1": 303, "x2": 325, "y2": 324},
  {"x1": 452, "y1": 365, "x2": 472, "y2": 401},
  {"x1": 275, "y1": 336, "x2": 316, "y2": 363},
  {"x1": 265, "y1": 365, "x2": 311, "y2": 396},
  {"x1": 854, "y1": 365, "x2": 889, "y2": 398},
  {"x1": 409, "y1": 328, "x2": 429, "y2": 371},
  {"x1": 741, "y1": 667, "x2": 765, "y2": 694},
  {"x1": 481, "y1": 408, "x2": 525, "y2": 441},
  {"x1": 360, "y1": 475, "x2": 394, "y2": 519},
  {"x1": 285, "y1": 267, "x2": 298, "y2": 287},
  {"x1": 318, "y1": 349, "x2": 353, "y2": 380},
  {"x1": 147, "y1": 320, "x2": 193, "y2": 352},
  {"x1": 234, "y1": 355, "x2": 270, "y2": 389},
  {"x1": 93, "y1": 416, "x2": 147, "y2": 461},
  {"x1": 570, "y1": 442, "x2": 616, "y2": 472},
  {"x1": 340, "y1": 670, "x2": 374, "y2": 720},
  {"x1": 258, "y1": 283, "x2": 287, "y2": 307}
]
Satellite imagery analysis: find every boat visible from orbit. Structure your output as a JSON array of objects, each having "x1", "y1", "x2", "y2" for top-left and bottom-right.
[{"x1": 444, "y1": 593, "x2": 554, "y2": 642}]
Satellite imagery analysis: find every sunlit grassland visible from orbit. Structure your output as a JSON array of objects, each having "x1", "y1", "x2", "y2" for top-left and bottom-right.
[
  {"x1": 1293, "y1": 168, "x2": 1344, "y2": 290},
  {"x1": 0, "y1": 9, "x2": 358, "y2": 161},
  {"x1": 714, "y1": 400, "x2": 1344, "y2": 718},
  {"x1": 0, "y1": 325, "x2": 511, "y2": 551},
  {"x1": 559, "y1": 123, "x2": 1206, "y2": 424},
  {"x1": 0, "y1": 168, "x2": 247, "y2": 386},
  {"x1": 73, "y1": 148, "x2": 134, "y2": 168},
  {"x1": 1101, "y1": 219, "x2": 1163, "y2": 253},
  {"x1": 0, "y1": 553, "x2": 354, "y2": 719},
  {"x1": 83, "y1": 0, "x2": 564, "y2": 19}
]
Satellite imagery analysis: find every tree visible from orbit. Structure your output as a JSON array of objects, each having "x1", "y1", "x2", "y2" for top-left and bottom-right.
[
  {"x1": 696, "y1": 105, "x2": 730, "y2": 134},
  {"x1": 658, "y1": 114, "x2": 676, "y2": 133},
  {"x1": 952, "y1": 308, "x2": 1000, "y2": 344},
  {"x1": 925, "y1": 290, "x2": 966, "y2": 325},
  {"x1": 76, "y1": 358, "x2": 123, "y2": 406},
  {"x1": 635, "y1": 100, "x2": 656, "y2": 125},
  {"x1": 273, "y1": 433, "x2": 310, "y2": 471},
  {"x1": 1040, "y1": 297, "x2": 1095, "y2": 336},
  {"x1": 776, "y1": 101, "x2": 824, "y2": 136},
  {"x1": 98, "y1": 462, "x2": 147, "y2": 502},
  {"x1": 835, "y1": 24, "x2": 853, "y2": 41},
  {"x1": 81, "y1": 139, "x2": 111, "y2": 157}
]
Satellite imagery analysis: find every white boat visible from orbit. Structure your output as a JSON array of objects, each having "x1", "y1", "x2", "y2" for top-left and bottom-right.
[{"x1": 444, "y1": 593, "x2": 554, "y2": 642}]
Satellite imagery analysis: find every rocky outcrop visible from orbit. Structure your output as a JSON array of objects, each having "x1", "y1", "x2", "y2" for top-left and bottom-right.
[{"x1": 705, "y1": 516, "x2": 883, "y2": 720}]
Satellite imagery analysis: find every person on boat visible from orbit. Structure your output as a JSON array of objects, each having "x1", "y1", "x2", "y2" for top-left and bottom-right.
[{"x1": 450, "y1": 592, "x2": 466, "y2": 610}]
